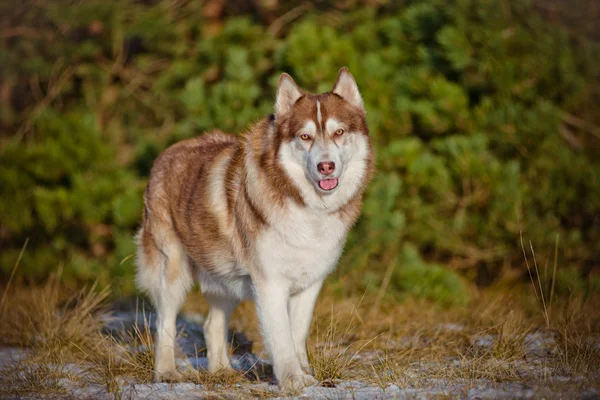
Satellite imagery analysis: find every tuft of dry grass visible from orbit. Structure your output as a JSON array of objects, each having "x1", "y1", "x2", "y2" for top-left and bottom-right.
[
  {"x1": 465, "y1": 305, "x2": 533, "y2": 362},
  {"x1": 247, "y1": 385, "x2": 280, "y2": 398},
  {"x1": 364, "y1": 351, "x2": 412, "y2": 389},
  {"x1": 555, "y1": 326, "x2": 600, "y2": 377},
  {"x1": 447, "y1": 353, "x2": 523, "y2": 382},
  {"x1": 189, "y1": 368, "x2": 249, "y2": 390},
  {"x1": 308, "y1": 322, "x2": 354, "y2": 382},
  {"x1": 0, "y1": 360, "x2": 75, "y2": 398},
  {"x1": 0, "y1": 272, "x2": 113, "y2": 397},
  {"x1": 519, "y1": 237, "x2": 600, "y2": 382},
  {"x1": 108, "y1": 307, "x2": 156, "y2": 383},
  {"x1": 551, "y1": 297, "x2": 600, "y2": 378},
  {"x1": 0, "y1": 274, "x2": 110, "y2": 362},
  {"x1": 80, "y1": 306, "x2": 156, "y2": 397},
  {"x1": 307, "y1": 297, "x2": 379, "y2": 383}
]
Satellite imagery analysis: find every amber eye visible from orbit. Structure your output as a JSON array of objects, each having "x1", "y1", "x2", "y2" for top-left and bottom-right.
[
  {"x1": 300, "y1": 134, "x2": 311, "y2": 140},
  {"x1": 334, "y1": 128, "x2": 345, "y2": 136}
]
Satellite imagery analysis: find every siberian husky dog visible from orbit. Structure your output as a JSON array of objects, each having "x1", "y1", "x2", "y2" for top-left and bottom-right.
[{"x1": 136, "y1": 67, "x2": 374, "y2": 390}]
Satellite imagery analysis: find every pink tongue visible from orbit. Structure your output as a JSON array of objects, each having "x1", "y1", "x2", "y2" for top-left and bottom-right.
[{"x1": 319, "y1": 178, "x2": 338, "y2": 190}]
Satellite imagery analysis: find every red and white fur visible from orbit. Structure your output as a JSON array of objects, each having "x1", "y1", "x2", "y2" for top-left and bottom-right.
[{"x1": 136, "y1": 67, "x2": 374, "y2": 391}]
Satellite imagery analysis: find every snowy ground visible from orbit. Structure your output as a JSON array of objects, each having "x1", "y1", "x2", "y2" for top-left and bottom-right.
[{"x1": 1, "y1": 303, "x2": 598, "y2": 400}]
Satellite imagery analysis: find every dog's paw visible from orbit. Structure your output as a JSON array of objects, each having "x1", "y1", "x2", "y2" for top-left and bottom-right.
[
  {"x1": 298, "y1": 353, "x2": 313, "y2": 375},
  {"x1": 207, "y1": 360, "x2": 233, "y2": 374},
  {"x1": 300, "y1": 363, "x2": 314, "y2": 375},
  {"x1": 154, "y1": 369, "x2": 184, "y2": 383},
  {"x1": 281, "y1": 373, "x2": 318, "y2": 392}
]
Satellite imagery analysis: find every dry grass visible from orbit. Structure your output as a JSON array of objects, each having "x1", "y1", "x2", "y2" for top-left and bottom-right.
[
  {"x1": 0, "y1": 353, "x2": 80, "y2": 397},
  {"x1": 308, "y1": 306, "x2": 360, "y2": 382},
  {"x1": 0, "y1": 274, "x2": 110, "y2": 361},
  {"x1": 0, "y1": 271, "x2": 110, "y2": 397},
  {"x1": 0, "y1": 270, "x2": 598, "y2": 398},
  {"x1": 305, "y1": 288, "x2": 600, "y2": 393},
  {"x1": 189, "y1": 368, "x2": 249, "y2": 390},
  {"x1": 77, "y1": 305, "x2": 157, "y2": 398},
  {"x1": 551, "y1": 297, "x2": 600, "y2": 378}
]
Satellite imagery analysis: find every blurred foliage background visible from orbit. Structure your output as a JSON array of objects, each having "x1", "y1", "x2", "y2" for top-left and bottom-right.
[{"x1": 1, "y1": 0, "x2": 599, "y2": 303}]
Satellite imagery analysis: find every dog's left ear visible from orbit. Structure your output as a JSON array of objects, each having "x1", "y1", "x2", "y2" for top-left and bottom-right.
[
  {"x1": 332, "y1": 67, "x2": 363, "y2": 110},
  {"x1": 275, "y1": 73, "x2": 303, "y2": 118}
]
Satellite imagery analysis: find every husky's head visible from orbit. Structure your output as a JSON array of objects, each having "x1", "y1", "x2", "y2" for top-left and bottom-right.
[{"x1": 273, "y1": 68, "x2": 373, "y2": 209}]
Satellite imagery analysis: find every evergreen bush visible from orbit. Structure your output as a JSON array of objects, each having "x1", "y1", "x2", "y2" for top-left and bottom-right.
[{"x1": 1, "y1": 0, "x2": 598, "y2": 300}]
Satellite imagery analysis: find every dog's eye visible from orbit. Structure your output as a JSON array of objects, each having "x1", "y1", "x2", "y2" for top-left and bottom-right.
[
  {"x1": 300, "y1": 134, "x2": 311, "y2": 140},
  {"x1": 334, "y1": 129, "x2": 345, "y2": 136}
]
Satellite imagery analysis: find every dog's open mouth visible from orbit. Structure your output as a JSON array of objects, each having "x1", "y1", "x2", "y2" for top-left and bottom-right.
[{"x1": 318, "y1": 178, "x2": 339, "y2": 191}]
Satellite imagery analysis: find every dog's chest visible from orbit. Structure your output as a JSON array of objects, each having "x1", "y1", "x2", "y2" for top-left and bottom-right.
[{"x1": 255, "y1": 205, "x2": 348, "y2": 291}]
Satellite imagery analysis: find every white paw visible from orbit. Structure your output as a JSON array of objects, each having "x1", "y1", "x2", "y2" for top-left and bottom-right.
[
  {"x1": 280, "y1": 373, "x2": 318, "y2": 392},
  {"x1": 300, "y1": 362, "x2": 313, "y2": 375},
  {"x1": 207, "y1": 358, "x2": 233, "y2": 373},
  {"x1": 154, "y1": 369, "x2": 183, "y2": 382},
  {"x1": 298, "y1": 354, "x2": 313, "y2": 375}
]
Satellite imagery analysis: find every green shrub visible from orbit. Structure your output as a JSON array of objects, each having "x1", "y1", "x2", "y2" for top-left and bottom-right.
[
  {"x1": 392, "y1": 244, "x2": 470, "y2": 307},
  {"x1": 1, "y1": 0, "x2": 598, "y2": 301}
]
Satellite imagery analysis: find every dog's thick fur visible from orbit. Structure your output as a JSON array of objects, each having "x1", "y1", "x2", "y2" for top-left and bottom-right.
[{"x1": 136, "y1": 68, "x2": 374, "y2": 390}]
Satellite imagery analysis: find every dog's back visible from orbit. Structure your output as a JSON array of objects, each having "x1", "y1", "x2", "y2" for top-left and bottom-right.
[{"x1": 137, "y1": 130, "x2": 243, "y2": 295}]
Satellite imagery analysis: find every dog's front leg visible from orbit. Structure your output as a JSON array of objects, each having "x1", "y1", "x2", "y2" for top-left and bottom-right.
[
  {"x1": 289, "y1": 280, "x2": 323, "y2": 375},
  {"x1": 254, "y1": 280, "x2": 318, "y2": 391}
]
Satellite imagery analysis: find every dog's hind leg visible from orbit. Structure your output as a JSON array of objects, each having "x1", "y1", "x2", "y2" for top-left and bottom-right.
[
  {"x1": 203, "y1": 293, "x2": 239, "y2": 373},
  {"x1": 136, "y1": 225, "x2": 192, "y2": 382}
]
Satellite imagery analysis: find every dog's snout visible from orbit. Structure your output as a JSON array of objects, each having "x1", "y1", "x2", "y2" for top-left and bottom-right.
[{"x1": 317, "y1": 161, "x2": 335, "y2": 176}]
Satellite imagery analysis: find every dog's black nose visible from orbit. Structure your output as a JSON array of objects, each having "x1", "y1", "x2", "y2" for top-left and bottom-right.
[{"x1": 318, "y1": 161, "x2": 335, "y2": 176}]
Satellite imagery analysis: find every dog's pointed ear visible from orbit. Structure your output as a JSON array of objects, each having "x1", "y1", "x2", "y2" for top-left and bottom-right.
[
  {"x1": 275, "y1": 73, "x2": 303, "y2": 117},
  {"x1": 332, "y1": 67, "x2": 363, "y2": 109}
]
